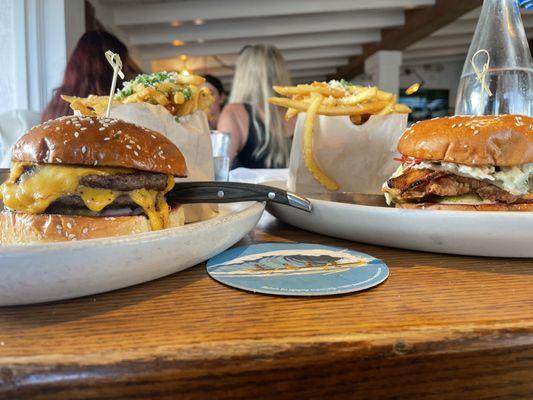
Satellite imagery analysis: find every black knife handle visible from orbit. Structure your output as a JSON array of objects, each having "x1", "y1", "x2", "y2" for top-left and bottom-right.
[{"x1": 168, "y1": 181, "x2": 312, "y2": 212}]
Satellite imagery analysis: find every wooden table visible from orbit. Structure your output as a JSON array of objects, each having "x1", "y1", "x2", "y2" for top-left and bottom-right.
[{"x1": 1, "y1": 213, "x2": 532, "y2": 399}]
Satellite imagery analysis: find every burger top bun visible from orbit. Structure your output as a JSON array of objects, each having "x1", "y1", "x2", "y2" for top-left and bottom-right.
[
  {"x1": 397, "y1": 114, "x2": 533, "y2": 166},
  {"x1": 12, "y1": 115, "x2": 187, "y2": 177}
]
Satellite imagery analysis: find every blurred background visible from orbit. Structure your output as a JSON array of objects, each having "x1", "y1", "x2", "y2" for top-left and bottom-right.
[{"x1": 1, "y1": 0, "x2": 532, "y2": 120}]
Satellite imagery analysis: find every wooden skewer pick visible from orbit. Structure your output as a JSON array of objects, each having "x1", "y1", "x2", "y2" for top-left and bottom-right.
[{"x1": 104, "y1": 50, "x2": 125, "y2": 118}]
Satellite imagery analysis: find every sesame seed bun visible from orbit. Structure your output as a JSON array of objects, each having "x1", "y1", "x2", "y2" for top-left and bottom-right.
[
  {"x1": 0, "y1": 207, "x2": 185, "y2": 245},
  {"x1": 13, "y1": 116, "x2": 187, "y2": 176},
  {"x1": 396, "y1": 202, "x2": 533, "y2": 211},
  {"x1": 397, "y1": 115, "x2": 533, "y2": 166}
]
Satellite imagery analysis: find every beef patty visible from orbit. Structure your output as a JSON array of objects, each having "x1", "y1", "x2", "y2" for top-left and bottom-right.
[
  {"x1": 80, "y1": 171, "x2": 169, "y2": 191},
  {"x1": 44, "y1": 172, "x2": 172, "y2": 216},
  {"x1": 385, "y1": 168, "x2": 530, "y2": 204},
  {"x1": 51, "y1": 194, "x2": 137, "y2": 209}
]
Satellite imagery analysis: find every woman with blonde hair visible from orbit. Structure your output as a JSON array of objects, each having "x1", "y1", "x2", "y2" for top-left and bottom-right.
[{"x1": 217, "y1": 44, "x2": 294, "y2": 168}]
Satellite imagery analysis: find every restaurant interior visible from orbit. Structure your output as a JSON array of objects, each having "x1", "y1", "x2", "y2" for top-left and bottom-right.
[{"x1": 0, "y1": 0, "x2": 533, "y2": 399}]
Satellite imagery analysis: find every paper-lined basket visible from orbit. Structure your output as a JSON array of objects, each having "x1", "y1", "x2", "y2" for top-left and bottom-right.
[
  {"x1": 110, "y1": 103, "x2": 217, "y2": 222},
  {"x1": 288, "y1": 113, "x2": 408, "y2": 195}
]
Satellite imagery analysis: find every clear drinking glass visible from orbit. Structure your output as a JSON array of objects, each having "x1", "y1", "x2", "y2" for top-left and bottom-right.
[
  {"x1": 455, "y1": 0, "x2": 533, "y2": 116},
  {"x1": 210, "y1": 131, "x2": 231, "y2": 181}
]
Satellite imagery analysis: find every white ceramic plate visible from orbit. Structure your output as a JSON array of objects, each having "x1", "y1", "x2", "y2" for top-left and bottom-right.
[
  {"x1": 266, "y1": 181, "x2": 533, "y2": 258},
  {"x1": 0, "y1": 202, "x2": 264, "y2": 305}
]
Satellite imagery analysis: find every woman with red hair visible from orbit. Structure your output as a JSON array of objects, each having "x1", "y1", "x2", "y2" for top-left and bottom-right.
[{"x1": 41, "y1": 31, "x2": 138, "y2": 122}]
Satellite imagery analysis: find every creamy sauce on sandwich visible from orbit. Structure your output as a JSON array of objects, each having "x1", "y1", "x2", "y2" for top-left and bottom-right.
[{"x1": 411, "y1": 161, "x2": 533, "y2": 195}]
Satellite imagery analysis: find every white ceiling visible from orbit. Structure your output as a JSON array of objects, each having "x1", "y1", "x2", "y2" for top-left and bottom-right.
[
  {"x1": 92, "y1": 0, "x2": 533, "y2": 89},
  {"x1": 93, "y1": 0, "x2": 434, "y2": 87}
]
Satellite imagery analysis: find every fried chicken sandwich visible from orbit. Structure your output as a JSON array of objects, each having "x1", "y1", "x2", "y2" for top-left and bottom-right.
[{"x1": 383, "y1": 115, "x2": 533, "y2": 211}]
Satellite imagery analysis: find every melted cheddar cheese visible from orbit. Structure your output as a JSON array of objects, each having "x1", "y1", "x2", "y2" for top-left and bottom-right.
[
  {"x1": 0, "y1": 162, "x2": 175, "y2": 230},
  {"x1": 77, "y1": 186, "x2": 119, "y2": 212}
]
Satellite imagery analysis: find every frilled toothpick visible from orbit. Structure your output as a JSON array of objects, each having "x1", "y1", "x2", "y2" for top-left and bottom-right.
[
  {"x1": 104, "y1": 50, "x2": 125, "y2": 118},
  {"x1": 471, "y1": 49, "x2": 493, "y2": 97}
]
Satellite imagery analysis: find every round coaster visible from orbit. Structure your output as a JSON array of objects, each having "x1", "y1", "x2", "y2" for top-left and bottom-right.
[{"x1": 207, "y1": 243, "x2": 388, "y2": 296}]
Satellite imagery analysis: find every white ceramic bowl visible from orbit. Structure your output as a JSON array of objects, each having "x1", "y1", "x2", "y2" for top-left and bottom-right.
[
  {"x1": 0, "y1": 202, "x2": 264, "y2": 305},
  {"x1": 266, "y1": 181, "x2": 533, "y2": 258}
]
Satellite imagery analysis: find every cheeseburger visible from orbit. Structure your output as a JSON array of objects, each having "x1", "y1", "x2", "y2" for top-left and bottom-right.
[
  {"x1": 0, "y1": 115, "x2": 187, "y2": 244},
  {"x1": 383, "y1": 115, "x2": 533, "y2": 211}
]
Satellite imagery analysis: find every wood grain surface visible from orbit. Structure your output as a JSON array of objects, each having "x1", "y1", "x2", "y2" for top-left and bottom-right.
[{"x1": 0, "y1": 213, "x2": 532, "y2": 399}]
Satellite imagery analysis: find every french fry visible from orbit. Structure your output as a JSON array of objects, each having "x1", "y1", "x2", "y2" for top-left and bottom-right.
[
  {"x1": 377, "y1": 95, "x2": 397, "y2": 116},
  {"x1": 175, "y1": 74, "x2": 205, "y2": 86},
  {"x1": 322, "y1": 87, "x2": 377, "y2": 106},
  {"x1": 198, "y1": 87, "x2": 214, "y2": 110},
  {"x1": 269, "y1": 79, "x2": 411, "y2": 191},
  {"x1": 269, "y1": 97, "x2": 390, "y2": 116},
  {"x1": 155, "y1": 82, "x2": 176, "y2": 92},
  {"x1": 339, "y1": 100, "x2": 392, "y2": 115},
  {"x1": 375, "y1": 90, "x2": 395, "y2": 101},
  {"x1": 268, "y1": 97, "x2": 307, "y2": 112},
  {"x1": 350, "y1": 115, "x2": 363, "y2": 125},
  {"x1": 190, "y1": 86, "x2": 200, "y2": 111},
  {"x1": 136, "y1": 86, "x2": 153, "y2": 102},
  {"x1": 70, "y1": 100, "x2": 94, "y2": 116},
  {"x1": 60, "y1": 95, "x2": 79, "y2": 104},
  {"x1": 173, "y1": 91, "x2": 185, "y2": 105},
  {"x1": 285, "y1": 108, "x2": 299, "y2": 120},
  {"x1": 122, "y1": 93, "x2": 141, "y2": 104},
  {"x1": 62, "y1": 71, "x2": 213, "y2": 119},
  {"x1": 61, "y1": 95, "x2": 114, "y2": 116},
  {"x1": 302, "y1": 93, "x2": 340, "y2": 191},
  {"x1": 393, "y1": 103, "x2": 412, "y2": 113},
  {"x1": 92, "y1": 102, "x2": 110, "y2": 116},
  {"x1": 149, "y1": 88, "x2": 170, "y2": 106},
  {"x1": 177, "y1": 93, "x2": 194, "y2": 116},
  {"x1": 273, "y1": 84, "x2": 345, "y2": 98}
]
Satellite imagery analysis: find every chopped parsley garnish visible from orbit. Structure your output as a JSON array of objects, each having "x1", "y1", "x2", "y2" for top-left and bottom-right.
[
  {"x1": 174, "y1": 116, "x2": 181, "y2": 123},
  {"x1": 327, "y1": 79, "x2": 353, "y2": 91},
  {"x1": 132, "y1": 72, "x2": 177, "y2": 87},
  {"x1": 115, "y1": 71, "x2": 181, "y2": 99},
  {"x1": 116, "y1": 87, "x2": 133, "y2": 99},
  {"x1": 181, "y1": 87, "x2": 192, "y2": 101},
  {"x1": 339, "y1": 79, "x2": 353, "y2": 89}
]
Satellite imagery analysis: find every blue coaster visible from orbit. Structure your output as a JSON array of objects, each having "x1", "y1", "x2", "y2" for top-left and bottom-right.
[{"x1": 207, "y1": 243, "x2": 388, "y2": 296}]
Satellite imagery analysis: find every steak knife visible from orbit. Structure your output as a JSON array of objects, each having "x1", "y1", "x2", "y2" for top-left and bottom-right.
[
  {"x1": 0, "y1": 169, "x2": 312, "y2": 212},
  {"x1": 169, "y1": 181, "x2": 312, "y2": 212}
]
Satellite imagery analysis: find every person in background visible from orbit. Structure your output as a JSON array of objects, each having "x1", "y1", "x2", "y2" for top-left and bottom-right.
[
  {"x1": 204, "y1": 74, "x2": 227, "y2": 129},
  {"x1": 217, "y1": 44, "x2": 294, "y2": 169},
  {"x1": 41, "y1": 31, "x2": 137, "y2": 122}
]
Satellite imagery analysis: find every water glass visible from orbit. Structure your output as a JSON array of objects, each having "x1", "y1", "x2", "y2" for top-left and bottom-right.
[{"x1": 210, "y1": 131, "x2": 231, "y2": 181}]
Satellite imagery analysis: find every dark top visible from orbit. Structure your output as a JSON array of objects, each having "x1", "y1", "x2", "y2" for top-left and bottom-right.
[{"x1": 233, "y1": 103, "x2": 269, "y2": 169}]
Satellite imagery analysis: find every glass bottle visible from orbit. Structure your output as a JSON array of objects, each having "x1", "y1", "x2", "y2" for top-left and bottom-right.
[{"x1": 455, "y1": 0, "x2": 533, "y2": 116}]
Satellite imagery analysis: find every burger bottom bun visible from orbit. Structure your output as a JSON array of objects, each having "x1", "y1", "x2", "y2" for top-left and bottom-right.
[
  {"x1": 397, "y1": 202, "x2": 533, "y2": 212},
  {"x1": 0, "y1": 206, "x2": 185, "y2": 245}
]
